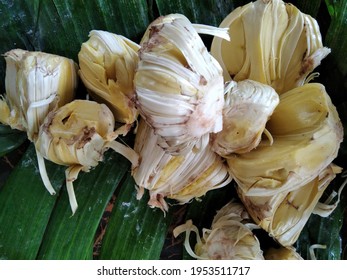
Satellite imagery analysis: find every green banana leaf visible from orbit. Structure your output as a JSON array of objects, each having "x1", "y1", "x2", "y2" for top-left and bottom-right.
[
  {"x1": 37, "y1": 149, "x2": 131, "y2": 260},
  {"x1": 296, "y1": 175, "x2": 347, "y2": 260},
  {"x1": 0, "y1": 0, "x2": 346, "y2": 260},
  {"x1": 0, "y1": 125, "x2": 27, "y2": 158},
  {"x1": 98, "y1": 174, "x2": 175, "y2": 260},
  {"x1": 0, "y1": 144, "x2": 65, "y2": 259}
]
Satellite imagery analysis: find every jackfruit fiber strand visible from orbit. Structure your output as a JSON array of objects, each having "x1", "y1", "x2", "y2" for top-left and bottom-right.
[
  {"x1": 237, "y1": 164, "x2": 339, "y2": 247},
  {"x1": 210, "y1": 0, "x2": 330, "y2": 94},
  {"x1": 134, "y1": 13, "x2": 229, "y2": 155},
  {"x1": 35, "y1": 100, "x2": 139, "y2": 214},
  {"x1": 0, "y1": 49, "x2": 77, "y2": 142},
  {"x1": 0, "y1": 49, "x2": 78, "y2": 196},
  {"x1": 78, "y1": 30, "x2": 139, "y2": 125},
  {"x1": 228, "y1": 83, "x2": 343, "y2": 197},
  {"x1": 173, "y1": 201, "x2": 264, "y2": 260},
  {"x1": 132, "y1": 119, "x2": 232, "y2": 212},
  {"x1": 212, "y1": 79, "x2": 279, "y2": 157}
]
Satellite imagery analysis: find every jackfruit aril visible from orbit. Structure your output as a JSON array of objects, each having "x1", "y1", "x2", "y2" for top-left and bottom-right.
[
  {"x1": 0, "y1": 49, "x2": 77, "y2": 141},
  {"x1": 210, "y1": 0, "x2": 331, "y2": 94},
  {"x1": 227, "y1": 83, "x2": 343, "y2": 246},
  {"x1": 229, "y1": 83, "x2": 342, "y2": 196},
  {"x1": 134, "y1": 14, "x2": 229, "y2": 155},
  {"x1": 211, "y1": 79, "x2": 279, "y2": 157},
  {"x1": 132, "y1": 119, "x2": 231, "y2": 212},
  {"x1": 237, "y1": 164, "x2": 339, "y2": 247},
  {"x1": 173, "y1": 201, "x2": 264, "y2": 260},
  {"x1": 0, "y1": 49, "x2": 78, "y2": 195},
  {"x1": 35, "y1": 100, "x2": 139, "y2": 214},
  {"x1": 78, "y1": 30, "x2": 139, "y2": 125}
]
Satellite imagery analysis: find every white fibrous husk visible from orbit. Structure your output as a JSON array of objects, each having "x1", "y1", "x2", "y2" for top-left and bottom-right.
[
  {"x1": 0, "y1": 49, "x2": 78, "y2": 196},
  {"x1": 35, "y1": 100, "x2": 139, "y2": 214},
  {"x1": 78, "y1": 30, "x2": 139, "y2": 125},
  {"x1": 228, "y1": 83, "x2": 343, "y2": 197},
  {"x1": 210, "y1": 0, "x2": 331, "y2": 94},
  {"x1": 132, "y1": 119, "x2": 232, "y2": 212},
  {"x1": 212, "y1": 80, "x2": 279, "y2": 156},
  {"x1": 0, "y1": 49, "x2": 78, "y2": 141},
  {"x1": 173, "y1": 201, "x2": 264, "y2": 260},
  {"x1": 237, "y1": 164, "x2": 340, "y2": 247},
  {"x1": 134, "y1": 13, "x2": 229, "y2": 155}
]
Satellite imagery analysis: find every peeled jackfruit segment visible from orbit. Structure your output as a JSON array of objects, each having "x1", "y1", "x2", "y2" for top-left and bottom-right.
[
  {"x1": 212, "y1": 80, "x2": 279, "y2": 156},
  {"x1": 0, "y1": 49, "x2": 78, "y2": 196},
  {"x1": 210, "y1": 0, "x2": 330, "y2": 94},
  {"x1": 132, "y1": 119, "x2": 232, "y2": 212},
  {"x1": 35, "y1": 100, "x2": 139, "y2": 214},
  {"x1": 237, "y1": 164, "x2": 339, "y2": 247},
  {"x1": 173, "y1": 201, "x2": 264, "y2": 260},
  {"x1": 228, "y1": 83, "x2": 343, "y2": 197},
  {"x1": 134, "y1": 13, "x2": 229, "y2": 155},
  {"x1": 0, "y1": 49, "x2": 77, "y2": 141},
  {"x1": 78, "y1": 30, "x2": 139, "y2": 125}
]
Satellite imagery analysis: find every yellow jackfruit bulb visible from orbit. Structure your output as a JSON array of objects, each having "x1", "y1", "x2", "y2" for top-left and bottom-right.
[
  {"x1": 266, "y1": 83, "x2": 340, "y2": 135},
  {"x1": 173, "y1": 201, "x2": 264, "y2": 260},
  {"x1": 228, "y1": 83, "x2": 343, "y2": 197},
  {"x1": 264, "y1": 246, "x2": 303, "y2": 260},
  {"x1": 132, "y1": 119, "x2": 232, "y2": 212},
  {"x1": 134, "y1": 14, "x2": 230, "y2": 155},
  {"x1": 212, "y1": 80, "x2": 279, "y2": 156},
  {"x1": 0, "y1": 49, "x2": 77, "y2": 141},
  {"x1": 237, "y1": 164, "x2": 339, "y2": 247},
  {"x1": 78, "y1": 30, "x2": 139, "y2": 125},
  {"x1": 35, "y1": 100, "x2": 139, "y2": 214},
  {"x1": 211, "y1": 0, "x2": 331, "y2": 94}
]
